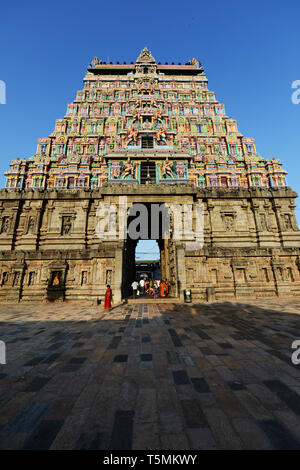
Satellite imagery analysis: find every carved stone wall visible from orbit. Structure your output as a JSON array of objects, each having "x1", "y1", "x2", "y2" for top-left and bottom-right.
[{"x1": 0, "y1": 185, "x2": 299, "y2": 302}]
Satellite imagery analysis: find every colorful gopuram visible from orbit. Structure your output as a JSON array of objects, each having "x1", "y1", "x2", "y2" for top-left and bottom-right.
[
  {"x1": 5, "y1": 47, "x2": 287, "y2": 190},
  {"x1": 0, "y1": 48, "x2": 299, "y2": 303}
]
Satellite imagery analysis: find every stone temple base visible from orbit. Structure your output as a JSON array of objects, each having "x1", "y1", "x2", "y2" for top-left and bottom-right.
[{"x1": 0, "y1": 185, "x2": 299, "y2": 303}]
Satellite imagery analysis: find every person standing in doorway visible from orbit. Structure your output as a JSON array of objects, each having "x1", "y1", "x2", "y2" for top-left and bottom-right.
[
  {"x1": 131, "y1": 280, "x2": 138, "y2": 299},
  {"x1": 104, "y1": 284, "x2": 112, "y2": 309},
  {"x1": 160, "y1": 280, "x2": 166, "y2": 298},
  {"x1": 145, "y1": 279, "x2": 150, "y2": 296},
  {"x1": 150, "y1": 279, "x2": 154, "y2": 296},
  {"x1": 139, "y1": 278, "x2": 145, "y2": 296},
  {"x1": 153, "y1": 283, "x2": 158, "y2": 299}
]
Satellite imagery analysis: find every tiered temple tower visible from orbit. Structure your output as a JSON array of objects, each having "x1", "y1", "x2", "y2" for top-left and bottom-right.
[
  {"x1": 5, "y1": 47, "x2": 288, "y2": 190},
  {"x1": 1, "y1": 48, "x2": 300, "y2": 303}
]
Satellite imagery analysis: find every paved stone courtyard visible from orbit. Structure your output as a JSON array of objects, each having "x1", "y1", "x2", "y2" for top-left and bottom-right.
[{"x1": 0, "y1": 299, "x2": 300, "y2": 450}]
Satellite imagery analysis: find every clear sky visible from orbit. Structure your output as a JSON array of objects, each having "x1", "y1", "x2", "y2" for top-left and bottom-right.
[{"x1": 1, "y1": 0, "x2": 300, "y2": 259}]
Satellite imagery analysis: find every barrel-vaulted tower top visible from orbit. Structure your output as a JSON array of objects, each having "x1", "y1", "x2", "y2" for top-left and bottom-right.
[
  {"x1": 136, "y1": 47, "x2": 156, "y2": 64},
  {"x1": 5, "y1": 48, "x2": 287, "y2": 190}
]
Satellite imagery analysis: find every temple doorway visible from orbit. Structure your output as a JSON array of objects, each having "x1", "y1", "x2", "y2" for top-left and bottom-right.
[{"x1": 121, "y1": 202, "x2": 178, "y2": 299}]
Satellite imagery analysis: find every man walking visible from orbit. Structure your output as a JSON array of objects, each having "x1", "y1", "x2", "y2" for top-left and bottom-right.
[{"x1": 131, "y1": 280, "x2": 139, "y2": 299}]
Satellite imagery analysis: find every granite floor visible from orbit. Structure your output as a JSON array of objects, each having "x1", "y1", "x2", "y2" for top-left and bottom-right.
[{"x1": 0, "y1": 298, "x2": 299, "y2": 450}]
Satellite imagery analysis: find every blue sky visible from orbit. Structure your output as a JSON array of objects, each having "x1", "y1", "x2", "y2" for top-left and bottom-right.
[
  {"x1": 1, "y1": 0, "x2": 300, "y2": 259},
  {"x1": 136, "y1": 240, "x2": 160, "y2": 261}
]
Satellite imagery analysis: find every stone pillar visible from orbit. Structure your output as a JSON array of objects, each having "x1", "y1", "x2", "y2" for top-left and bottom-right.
[
  {"x1": 6, "y1": 260, "x2": 26, "y2": 302},
  {"x1": 160, "y1": 246, "x2": 166, "y2": 280},
  {"x1": 176, "y1": 245, "x2": 186, "y2": 300},
  {"x1": 271, "y1": 258, "x2": 290, "y2": 297},
  {"x1": 164, "y1": 239, "x2": 170, "y2": 281},
  {"x1": 231, "y1": 259, "x2": 252, "y2": 298},
  {"x1": 206, "y1": 286, "x2": 216, "y2": 302},
  {"x1": 114, "y1": 248, "x2": 123, "y2": 303},
  {"x1": 0, "y1": 202, "x2": 20, "y2": 251}
]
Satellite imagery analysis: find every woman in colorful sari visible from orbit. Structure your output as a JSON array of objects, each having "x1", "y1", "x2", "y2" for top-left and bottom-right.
[
  {"x1": 104, "y1": 284, "x2": 112, "y2": 309},
  {"x1": 145, "y1": 279, "x2": 150, "y2": 296},
  {"x1": 149, "y1": 279, "x2": 154, "y2": 296},
  {"x1": 160, "y1": 280, "x2": 166, "y2": 298}
]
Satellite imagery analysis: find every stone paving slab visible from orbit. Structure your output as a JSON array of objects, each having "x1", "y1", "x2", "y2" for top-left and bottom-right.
[{"x1": 0, "y1": 298, "x2": 299, "y2": 450}]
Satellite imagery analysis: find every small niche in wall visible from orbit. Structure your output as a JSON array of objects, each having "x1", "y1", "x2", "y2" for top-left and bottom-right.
[
  {"x1": 81, "y1": 271, "x2": 87, "y2": 285},
  {"x1": 28, "y1": 272, "x2": 35, "y2": 286}
]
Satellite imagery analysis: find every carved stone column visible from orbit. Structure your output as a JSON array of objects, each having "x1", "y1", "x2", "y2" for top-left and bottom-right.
[
  {"x1": 6, "y1": 256, "x2": 26, "y2": 302},
  {"x1": 114, "y1": 247, "x2": 123, "y2": 304},
  {"x1": 271, "y1": 257, "x2": 290, "y2": 297},
  {"x1": 230, "y1": 259, "x2": 252, "y2": 298},
  {"x1": 176, "y1": 244, "x2": 186, "y2": 300}
]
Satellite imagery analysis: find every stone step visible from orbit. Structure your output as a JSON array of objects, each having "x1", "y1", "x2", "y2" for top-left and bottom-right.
[{"x1": 125, "y1": 297, "x2": 182, "y2": 303}]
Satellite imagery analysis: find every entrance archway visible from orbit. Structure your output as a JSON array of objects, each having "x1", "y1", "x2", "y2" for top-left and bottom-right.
[{"x1": 121, "y1": 203, "x2": 178, "y2": 299}]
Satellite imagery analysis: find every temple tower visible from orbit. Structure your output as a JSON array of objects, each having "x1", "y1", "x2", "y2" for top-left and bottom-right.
[{"x1": 1, "y1": 48, "x2": 299, "y2": 303}]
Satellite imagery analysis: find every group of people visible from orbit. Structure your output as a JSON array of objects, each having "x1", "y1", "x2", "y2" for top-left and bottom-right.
[
  {"x1": 103, "y1": 277, "x2": 170, "y2": 311},
  {"x1": 131, "y1": 278, "x2": 169, "y2": 299}
]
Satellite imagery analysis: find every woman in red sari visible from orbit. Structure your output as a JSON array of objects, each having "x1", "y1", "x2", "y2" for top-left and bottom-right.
[{"x1": 104, "y1": 284, "x2": 112, "y2": 309}]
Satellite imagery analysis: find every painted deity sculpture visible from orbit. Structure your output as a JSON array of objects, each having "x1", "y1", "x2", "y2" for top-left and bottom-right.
[
  {"x1": 175, "y1": 161, "x2": 187, "y2": 179},
  {"x1": 156, "y1": 126, "x2": 168, "y2": 145},
  {"x1": 123, "y1": 126, "x2": 139, "y2": 147},
  {"x1": 121, "y1": 158, "x2": 135, "y2": 179},
  {"x1": 162, "y1": 158, "x2": 174, "y2": 179},
  {"x1": 110, "y1": 162, "x2": 121, "y2": 179}
]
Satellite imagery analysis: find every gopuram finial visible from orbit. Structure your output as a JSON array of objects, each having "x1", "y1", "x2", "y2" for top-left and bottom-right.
[{"x1": 136, "y1": 47, "x2": 156, "y2": 64}]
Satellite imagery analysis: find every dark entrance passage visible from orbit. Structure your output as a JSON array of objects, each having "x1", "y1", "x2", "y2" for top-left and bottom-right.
[
  {"x1": 135, "y1": 260, "x2": 161, "y2": 280},
  {"x1": 121, "y1": 203, "x2": 177, "y2": 299},
  {"x1": 121, "y1": 238, "x2": 163, "y2": 298},
  {"x1": 140, "y1": 160, "x2": 156, "y2": 184}
]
